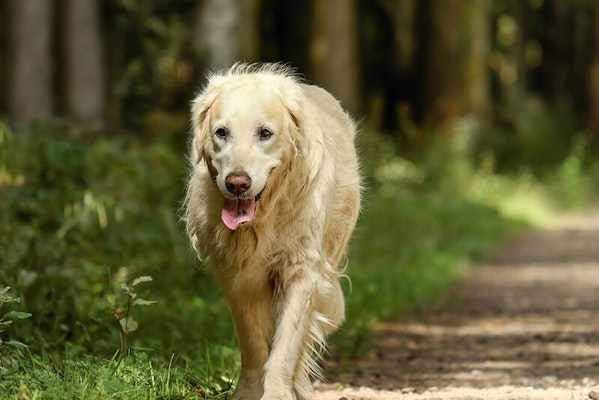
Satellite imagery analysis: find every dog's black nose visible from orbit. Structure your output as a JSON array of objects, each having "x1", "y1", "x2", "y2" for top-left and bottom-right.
[{"x1": 225, "y1": 173, "x2": 252, "y2": 195}]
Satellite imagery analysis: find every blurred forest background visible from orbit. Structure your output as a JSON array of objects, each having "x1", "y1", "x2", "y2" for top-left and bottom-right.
[
  {"x1": 3, "y1": 0, "x2": 599, "y2": 138},
  {"x1": 2, "y1": 0, "x2": 599, "y2": 398}
]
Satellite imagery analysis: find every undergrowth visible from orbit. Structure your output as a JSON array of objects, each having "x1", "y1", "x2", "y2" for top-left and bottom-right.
[{"x1": 0, "y1": 111, "x2": 597, "y2": 397}]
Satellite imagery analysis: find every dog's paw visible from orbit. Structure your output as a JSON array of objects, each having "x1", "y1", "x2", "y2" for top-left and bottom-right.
[
  {"x1": 231, "y1": 388, "x2": 264, "y2": 400},
  {"x1": 230, "y1": 376, "x2": 264, "y2": 400},
  {"x1": 259, "y1": 391, "x2": 296, "y2": 400}
]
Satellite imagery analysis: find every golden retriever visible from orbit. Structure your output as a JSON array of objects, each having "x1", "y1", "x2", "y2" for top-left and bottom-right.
[{"x1": 184, "y1": 63, "x2": 360, "y2": 400}]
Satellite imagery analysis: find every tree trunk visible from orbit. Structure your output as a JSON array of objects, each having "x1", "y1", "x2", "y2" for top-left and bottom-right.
[
  {"x1": 380, "y1": 0, "x2": 416, "y2": 76},
  {"x1": 587, "y1": 9, "x2": 599, "y2": 136},
  {"x1": 310, "y1": 0, "x2": 361, "y2": 114},
  {"x1": 498, "y1": 2, "x2": 527, "y2": 109},
  {"x1": 420, "y1": 0, "x2": 462, "y2": 124},
  {"x1": 194, "y1": 0, "x2": 260, "y2": 70},
  {"x1": 64, "y1": 0, "x2": 105, "y2": 124},
  {"x1": 7, "y1": 0, "x2": 53, "y2": 124},
  {"x1": 0, "y1": 2, "x2": 8, "y2": 113},
  {"x1": 375, "y1": 0, "x2": 416, "y2": 132},
  {"x1": 462, "y1": 0, "x2": 491, "y2": 122}
]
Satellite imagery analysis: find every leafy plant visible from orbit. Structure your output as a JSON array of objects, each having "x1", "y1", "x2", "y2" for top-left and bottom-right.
[
  {"x1": 0, "y1": 286, "x2": 31, "y2": 375},
  {"x1": 114, "y1": 276, "x2": 157, "y2": 359}
]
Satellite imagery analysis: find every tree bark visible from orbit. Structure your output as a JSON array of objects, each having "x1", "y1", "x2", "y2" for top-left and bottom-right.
[
  {"x1": 379, "y1": 0, "x2": 416, "y2": 76},
  {"x1": 310, "y1": 0, "x2": 362, "y2": 114},
  {"x1": 587, "y1": 8, "x2": 599, "y2": 136},
  {"x1": 64, "y1": 0, "x2": 105, "y2": 124},
  {"x1": 7, "y1": 0, "x2": 53, "y2": 124},
  {"x1": 420, "y1": 0, "x2": 462, "y2": 124},
  {"x1": 462, "y1": 0, "x2": 491, "y2": 122},
  {"x1": 195, "y1": 0, "x2": 260, "y2": 70},
  {"x1": 498, "y1": 2, "x2": 527, "y2": 108}
]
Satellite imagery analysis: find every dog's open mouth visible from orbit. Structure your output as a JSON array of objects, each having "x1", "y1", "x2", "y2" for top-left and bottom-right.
[{"x1": 221, "y1": 190, "x2": 264, "y2": 231}]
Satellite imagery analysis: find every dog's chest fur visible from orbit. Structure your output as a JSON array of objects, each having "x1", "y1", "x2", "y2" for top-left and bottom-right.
[{"x1": 208, "y1": 219, "x2": 318, "y2": 294}]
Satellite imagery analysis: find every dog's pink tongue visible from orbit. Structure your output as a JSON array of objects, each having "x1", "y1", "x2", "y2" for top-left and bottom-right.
[{"x1": 221, "y1": 198, "x2": 256, "y2": 230}]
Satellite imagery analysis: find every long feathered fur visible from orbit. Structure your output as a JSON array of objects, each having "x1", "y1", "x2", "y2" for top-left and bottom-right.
[{"x1": 183, "y1": 62, "x2": 360, "y2": 400}]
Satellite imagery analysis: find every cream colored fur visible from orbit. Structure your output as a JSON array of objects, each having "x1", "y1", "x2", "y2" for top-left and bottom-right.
[{"x1": 184, "y1": 63, "x2": 361, "y2": 400}]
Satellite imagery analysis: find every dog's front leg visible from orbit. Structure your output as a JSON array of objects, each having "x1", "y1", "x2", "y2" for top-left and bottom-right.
[
  {"x1": 226, "y1": 285, "x2": 274, "y2": 400},
  {"x1": 261, "y1": 269, "x2": 325, "y2": 400}
]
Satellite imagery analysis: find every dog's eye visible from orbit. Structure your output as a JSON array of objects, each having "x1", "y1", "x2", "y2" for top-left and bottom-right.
[
  {"x1": 259, "y1": 127, "x2": 273, "y2": 141},
  {"x1": 214, "y1": 127, "x2": 229, "y2": 139}
]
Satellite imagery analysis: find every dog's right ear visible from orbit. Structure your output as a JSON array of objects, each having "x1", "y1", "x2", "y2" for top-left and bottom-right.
[{"x1": 190, "y1": 88, "x2": 218, "y2": 164}]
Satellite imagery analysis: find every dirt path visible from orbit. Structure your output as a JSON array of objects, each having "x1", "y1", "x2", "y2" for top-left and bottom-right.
[{"x1": 314, "y1": 209, "x2": 599, "y2": 400}]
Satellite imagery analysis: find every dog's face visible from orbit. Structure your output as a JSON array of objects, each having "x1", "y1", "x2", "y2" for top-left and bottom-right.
[{"x1": 191, "y1": 76, "x2": 301, "y2": 230}]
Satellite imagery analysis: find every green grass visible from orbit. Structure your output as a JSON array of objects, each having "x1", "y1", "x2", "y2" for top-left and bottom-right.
[
  {"x1": 1, "y1": 117, "x2": 597, "y2": 398},
  {"x1": 2, "y1": 351, "x2": 236, "y2": 399}
]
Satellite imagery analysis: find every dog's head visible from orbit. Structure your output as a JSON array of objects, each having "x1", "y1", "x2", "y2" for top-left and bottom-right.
[{"x1": 190, "y1": 64, "x2": 303, "y2": 230}]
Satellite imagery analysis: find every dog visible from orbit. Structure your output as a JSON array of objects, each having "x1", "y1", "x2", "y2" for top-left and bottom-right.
[{"x1": 184, "y1": 63, "x2": 361, "y2": 400}]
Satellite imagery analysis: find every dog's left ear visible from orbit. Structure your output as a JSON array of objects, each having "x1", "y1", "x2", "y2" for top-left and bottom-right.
[
  {"x1": 190, "y1": 88, "x2": 218, "y2": 164},
  {"x1": 281, "y1": 87, "x2": 323, "y2": 182},
  {"x1": 282, "y1": 92, "x2": 308, "y2": 157}
]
